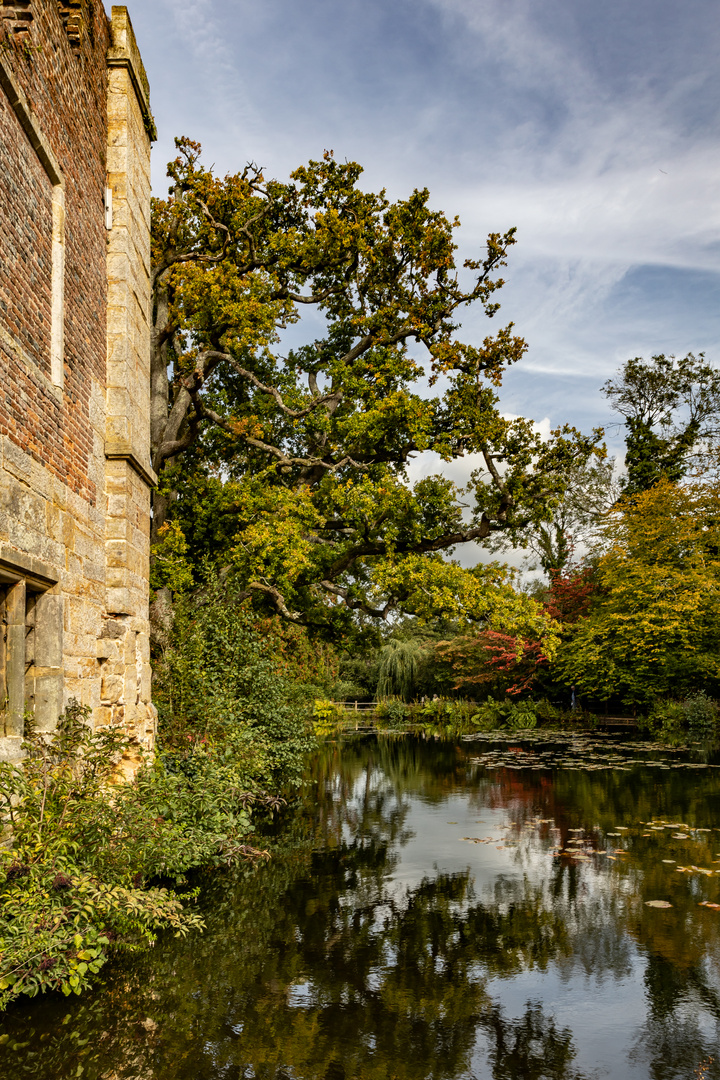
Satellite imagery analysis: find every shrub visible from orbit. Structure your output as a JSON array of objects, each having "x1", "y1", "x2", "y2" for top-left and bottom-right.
[
  {"x1": 153, "y1": 579, "x2": 315, "y2": 788},
  {"x1": 684, "y1": 691, "x2": 719, "y2": 732},
  {"x1": 408, "y1": 697, "x2": 480, "y2": 736},
  {"x1": 470, "y1": 696, "x2": 538, "y2": 731},
  {"x1": 646, "y1": 693, "x2": 719, "y2": 741},
  {"x1": 375, "y1": 697, "x2": 410, "y2": 727},
  {"x1": 0, "y1": 703, "x2": 273, "y2": 1010},
  {"x1": 312, "y1": 699, "x2": 346, "y2": 737},
  {"x1": 534, "y1": 699, "x2": 564, "y2": 725}
]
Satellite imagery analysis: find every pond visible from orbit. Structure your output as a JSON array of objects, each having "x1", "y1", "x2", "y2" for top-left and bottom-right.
[{"x1": 3, "y1": 733, "x2": 720, "y2": 1079}]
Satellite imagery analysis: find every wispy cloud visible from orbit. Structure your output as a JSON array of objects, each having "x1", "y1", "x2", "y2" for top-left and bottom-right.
[{"x1": 133, "y1": 0, "x2": 720, "y2": 440}]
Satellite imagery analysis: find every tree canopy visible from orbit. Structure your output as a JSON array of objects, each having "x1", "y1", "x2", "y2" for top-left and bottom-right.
[
  {"x1": 602, "y1": 352, "x2": 720, "y2": 496},
  {"x1": 555, "y1": 476, "x2": 720, "y2": 705},
  {"x1": 150, "y1": 138, "x2": 599, "y2": 634}
]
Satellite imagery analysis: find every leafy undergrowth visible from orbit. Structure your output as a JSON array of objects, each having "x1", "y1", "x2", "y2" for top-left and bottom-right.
[{"x1": 0, "y1": 703, "x2": 275, "y2": 1010}]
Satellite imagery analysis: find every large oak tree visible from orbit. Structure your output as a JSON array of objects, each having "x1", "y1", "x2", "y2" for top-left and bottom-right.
[{"x1": 150, "y1": 139, "x2": 599, "y2": 633}]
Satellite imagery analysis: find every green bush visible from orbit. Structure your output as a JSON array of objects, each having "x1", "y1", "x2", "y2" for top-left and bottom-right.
[
  {"x1": 470, "y1": 696, "x2": 538, "y2": 732},
  {"x1": 646, "y1": 693, "x2": 719, "y2": 741},
  {"x1": 154, "y1": 580, "x2": 315, "y2": 788},
  {"x1": 406, "y1": 697, "x2": 479, "y2": 736},
  {"x1": 312, "y1": 699, "x2": 346, "y2": 737},
  {"x1": 684, "y1": 691, "x2": 719, "y2": 732},
  {"x1": 375, "y1": 697, "x2": 410, "y2": 727},
  {"x1": 0, "y1": 702, "x2": 276, "y2": 1010},
  {"x1": 0, "y1": 585, "x2": 321, "y2": 1010},
  {"x1": 534, "y1": 699, "x2": 563, "y2": 725}
]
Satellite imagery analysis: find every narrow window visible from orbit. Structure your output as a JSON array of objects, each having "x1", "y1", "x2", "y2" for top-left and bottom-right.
[{"x1": 0, "y1": 572, "x2": 62, "y2": 747}]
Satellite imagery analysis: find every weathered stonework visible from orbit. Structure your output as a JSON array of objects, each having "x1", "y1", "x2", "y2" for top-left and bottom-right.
[{"x1": 0, "y1": 5, "x2": 155, "y2": 764}]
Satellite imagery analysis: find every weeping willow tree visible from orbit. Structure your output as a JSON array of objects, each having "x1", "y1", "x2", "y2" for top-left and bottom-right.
[{"x1": 376, "y1": 639, "x2": 428, "y2": 702}]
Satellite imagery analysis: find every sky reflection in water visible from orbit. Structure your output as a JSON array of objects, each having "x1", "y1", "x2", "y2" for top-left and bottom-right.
[{"x1": 3, "y1": 734, "x2": 720, "y2": 1079}]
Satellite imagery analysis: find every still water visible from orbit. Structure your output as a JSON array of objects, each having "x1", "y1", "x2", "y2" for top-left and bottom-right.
[{"x1": 3, "y1": 733, "x2": 720, "y2": 1079}]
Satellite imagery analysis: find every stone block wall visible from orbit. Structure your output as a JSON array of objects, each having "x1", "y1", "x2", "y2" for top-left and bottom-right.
[{"x1": 0, "y1": 4, "x2": 155, "y2": 765}]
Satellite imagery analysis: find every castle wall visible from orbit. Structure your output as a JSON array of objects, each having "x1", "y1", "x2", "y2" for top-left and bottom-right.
[{"x1": 0, "y1": 3, "x2": 155, "y2": 764}]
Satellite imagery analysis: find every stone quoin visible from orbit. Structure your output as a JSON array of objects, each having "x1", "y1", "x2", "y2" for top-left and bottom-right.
[{"x1": 0, "y1": 3, "x2": 156, "y2": 771}]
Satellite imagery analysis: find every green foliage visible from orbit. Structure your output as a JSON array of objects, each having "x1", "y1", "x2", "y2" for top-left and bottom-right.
[
  {"x1": 374, "y1": 697, "x2": 411, "y2": 727},
  {"x1": 377, "y1": 639, "x2": 428, "y2": 701},
  {"x1": 153, "y1": 578, "x2": 315, "y2": 788},
  {"x1": 645, "y1": 693, "x2": 720, "y2": 742},
  {"x1": 0, "y1": 577, "x2": 328, "y2": 1011},
  {"x1": 555, "y1": 477, "x2": 720, "y2": 707},
  {"x1": 489, "y1": 455, "x2": 615, "y2": 574},
  {"x1": 602, "y1": 353, "x2": 720, "y2": 496},
  {"x1": 0, "y1": 702, "x2": 274, "y2": 1009},
  {"x1": 683, "y1": 691, "x2": 719, "y2": 732},
  {"x1": 644, "y1": 700, "x2": 687, "y2": 743},
  {"x1": 409, "y1": 697, "x2": 480, "y2": 737},
  {"x1": 338, "y1": 619, "x2": 464, "y2": 702},
  {"x1": 150, "y1": 139, "x2": 600, "y2": 632},
  {"x1": 470, "y1": 696, "x2": 538, "y2": 731},
  {"x1": 149, "y1": 518, "x2": 194, "y2": 597},
  {"x1": 533, "y1": 698, "x2": 570, "y2": 726},
  {"x1": 311, "y1": 699, "x2": 346, "y2": 737},
  {"x1": 374, "y1": 696, "x2": 481, "y2": 735}
]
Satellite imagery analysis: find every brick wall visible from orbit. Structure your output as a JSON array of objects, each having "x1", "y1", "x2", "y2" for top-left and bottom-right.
[
  {"x1": 0, "y1": 0, "x2": 110, "y2": 505},
  {"x1": 0, "y1": 4, "x2": 155, "y2": 764},
  {"x1": 0, "y1": 93, "x2": 53, "y2": 376}
]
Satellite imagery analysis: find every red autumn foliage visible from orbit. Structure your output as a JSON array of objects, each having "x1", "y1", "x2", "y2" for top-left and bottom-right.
[
  {"x1": 437, "y1": 563, "x2": 598, "y2": 696},
  {"x1": 545, "y1": 565, "x2": 596, "y2": 624},
  {"x1": 437, "y1": 631, "x2": 549, "y2": 696}
]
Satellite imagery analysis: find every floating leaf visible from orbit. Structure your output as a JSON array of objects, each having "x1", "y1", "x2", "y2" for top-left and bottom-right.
[{"x1": 645, "y1": 900, "x2": 673, "y2": 908}]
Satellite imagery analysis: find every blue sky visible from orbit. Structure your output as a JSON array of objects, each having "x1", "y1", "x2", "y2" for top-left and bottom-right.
[{"x1": 131, "y1": 0, "x2": 720, "y2": 453}]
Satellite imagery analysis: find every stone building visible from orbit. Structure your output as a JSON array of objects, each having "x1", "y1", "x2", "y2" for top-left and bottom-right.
[{"x1": 0, "y1": 3, "x2": 156, "y2": 764}]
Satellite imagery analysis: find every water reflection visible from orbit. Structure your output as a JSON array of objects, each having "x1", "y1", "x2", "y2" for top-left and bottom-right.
[{"x1": 2, "y1": 736, "x2": 720, "y2": 1079}]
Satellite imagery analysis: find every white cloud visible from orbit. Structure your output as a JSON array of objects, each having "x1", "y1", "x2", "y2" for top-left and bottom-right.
[{"x1": 134, "y1": 0, "x2": 720, "y2": 442}]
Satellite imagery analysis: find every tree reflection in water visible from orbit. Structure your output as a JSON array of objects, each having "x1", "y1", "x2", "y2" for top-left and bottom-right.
[{"x1": 2, "y1": 735, "x2": 720, "y2": 1079}]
